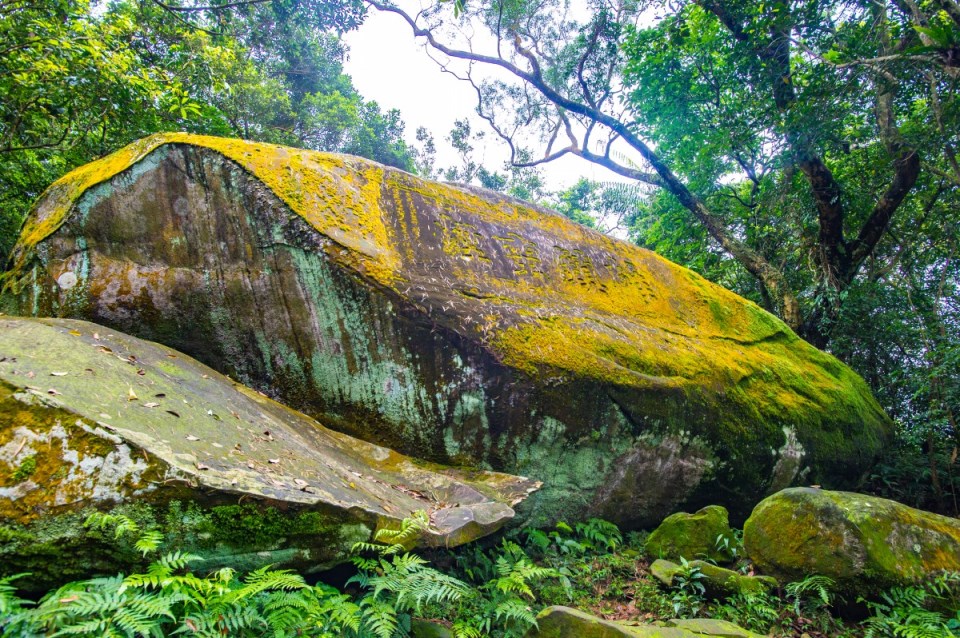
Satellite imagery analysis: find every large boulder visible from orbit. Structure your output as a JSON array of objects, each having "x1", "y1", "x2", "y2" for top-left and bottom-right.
[
  {"x1": 1, "y1": 133, "x2": 892, "y2": 526},
  {"x1": 0, "y1": 317, "x2": 536, "y2": 590},
  {"x1": 743, "y1": 488, "x2": 960, "y2": 592}
]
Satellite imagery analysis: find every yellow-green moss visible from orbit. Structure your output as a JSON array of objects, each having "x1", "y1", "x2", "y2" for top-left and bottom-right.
[
  {"x1": 743, "y1": 488, "x2": 960, "y2": 593},
  {"x1": 7, "y1": 133, "x2": 400, "y2": 287}
]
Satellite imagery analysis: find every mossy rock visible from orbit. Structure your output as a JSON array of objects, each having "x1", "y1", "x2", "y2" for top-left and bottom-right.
[
  {"x1": 645, "y1": 505, "x2": 733, "y2": 562},
  {"x1": 648, "y1": 559, "x2": 776, "y2": 600},
  {"x1": 2, "y1": 133, "x2": 892, "y2": 527},
  {"x1": 526, "y1": 606, "x2": 763, "y2": 637},
  {"x1": 661, "y1": 619, "x2": 764, "y2": 638},
  {"x1": 411, "y1": 619, "x2": 454, "y2": 638},
  {"x1": 650, "y1": 558, "x2": 683, "y2": 588},
  {"x1": 0, "y1": 317, "x2": 537, "y2": 591},
  {"x1": 743, "y1": 487, "x2": 960, "y2": 593}
]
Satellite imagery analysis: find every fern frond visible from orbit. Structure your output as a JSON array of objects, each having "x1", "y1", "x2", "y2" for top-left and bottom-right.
[
  {"x1": 361, "y1": 597, "x2": 399, "y2": 638},
  {"x1": 134, "y1": 530, "x2": 164, "y2": 557}
]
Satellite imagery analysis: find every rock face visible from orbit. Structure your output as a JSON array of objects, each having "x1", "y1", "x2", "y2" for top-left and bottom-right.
[
  {"x1": 743, "y1": 488, "x2": 960, "y2": 592},
  {"x1": 2, "y1": 133, "x2": 892, "y2": 526},
  {"x1": 0, "y1": 317, "x2": 535, "y2": 590},
  {"x1": 644, "y1": 505, "x2": 733, "y2": 562}
]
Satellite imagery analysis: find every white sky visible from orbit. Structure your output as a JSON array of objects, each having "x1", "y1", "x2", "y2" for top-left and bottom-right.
[{"x1": 342, "y1": 5, "x2": 630, "y2": 191}]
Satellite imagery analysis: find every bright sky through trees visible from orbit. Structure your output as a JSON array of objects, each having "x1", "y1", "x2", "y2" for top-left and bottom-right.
[{"x1": 343, "y1": 1, "x2": 630, "y2": 188}]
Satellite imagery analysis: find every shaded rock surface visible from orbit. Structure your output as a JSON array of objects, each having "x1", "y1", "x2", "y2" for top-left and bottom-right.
[
  {"x1": 526, "y1": 606, "x2": 764, "y2": 637},
  {"x1": 0, "y1": 317, "x2": 535, "y2": 590},
  {"x1": 743, "y1": 488, "x2": 960, "y2": 592},
  {"x1": 3, "y1": 133, "x2": 892, "y2": 526},
  {"x1": 644, "y1": 505, "x2": 733, "y2": 562}
]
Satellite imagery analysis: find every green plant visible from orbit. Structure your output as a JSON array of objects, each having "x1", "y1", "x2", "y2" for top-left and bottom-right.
[
  {"x1": 8, "y1": 456, "x2": 36, "y2": 484},
  {"x1": 450, "y1": 541, "x2": 558, "y2": 638},
  {"x1": 670, "y1": 557, "x2": 706, "y2": 617},
  {"x1": 785, "y1": 574, "x2": 836, "y2": 616},
  {"x1": 862, "y1": 572, "x2": 960, "y2": 638},
  {"x1": 0, "y1": 516, "x2": 362, "y2": 637},
  {"x1": 714, "y1": 528, "x2": 743, "y2": 562},
  {"x1": 713, "y1": 589, "x2": 780, "y2": 633},
  {"x1": 350, "y1": 511, "x2": 471, "y2": 638}
]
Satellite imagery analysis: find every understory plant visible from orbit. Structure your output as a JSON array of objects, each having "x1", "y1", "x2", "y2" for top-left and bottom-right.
[{"x1": 2, "y1": 511, "x2": 959, "y2": 638}]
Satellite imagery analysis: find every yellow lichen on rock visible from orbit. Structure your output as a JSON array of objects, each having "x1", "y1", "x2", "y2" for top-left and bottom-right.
[
  {"x1": 3, "y1": 134, "x2": 894, "y2": 526},
  {"x1": 8, "y1": 133, "x2": 401, "y2": 286}
]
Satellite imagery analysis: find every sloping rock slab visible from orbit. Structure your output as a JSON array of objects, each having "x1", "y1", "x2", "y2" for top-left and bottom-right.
[
  {"x1": 649, "y1": 559, "x2": 776, "y2": 599},
  {"x1": 2, "y1": 133, "x2": 891, "y2": 526},
  {"x1": 526, "y1": 606, "x2": 764, "y2": 637},
  {"x1": 0, "y1": 317, "x2": 537, "y2": 589},
  {"x1": 744, "y1": 488, "x2": 960, "y2": 592}
]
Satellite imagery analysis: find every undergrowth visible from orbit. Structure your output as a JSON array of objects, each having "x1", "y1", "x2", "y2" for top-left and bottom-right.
[{"x1": 0, "y1": 512, "x2": 958, "y2": 637}]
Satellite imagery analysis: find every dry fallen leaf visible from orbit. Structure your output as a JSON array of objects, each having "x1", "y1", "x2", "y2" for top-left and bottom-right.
[
  {"x1": 50, "y1": 371, "x2": 68, "y2": 377},
  {"x1": 47, "y1": 388, "x2": 61, "y2": 396},
  {"x1": 93, "y1": 332, "x2": 100, "y2": 340},
  {"x1": 294, "y1": 479, "x2": 308, "y2": 488},
  {"x1": 268, "y1": 458, "x2": 280, "y2": 464},
  {"x1": 166, "y1": 410, "x2": 180, "y2": 418},
  {"x1": 68, "y1": 330, "x2": 81, "y2": 337},
  {"x1": 127, "y1": 387, "x2": 138, "y2": 401},
  {"x1": 196, "y1": 462, "x2": 210, "y2": 471},
  {"x1": 186, "y1": 435, "x2": 200, "y2": 441},
  {"x1": 143, "y1": 402, "x2": 160, "y2": 408}
]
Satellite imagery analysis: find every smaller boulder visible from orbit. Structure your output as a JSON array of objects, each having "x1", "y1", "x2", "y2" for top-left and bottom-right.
[
  {"x1": 645, "y1": 506, "x2": 734, "y2": 563},
  {"x1": 525, "y1": 606, "x2": 764, "y2": 637},
  {"x1": 743, "y1": 488, "x2": 960, "y2": 593},
  {"x1": 662, "y1": 618, "x2": 764, "y2": 638},
  {"x1": 650, "y1": 558, "x2": 683, "y2": 588},
  {"x1": 411, "y1": 619, "x2": 453, "y2": 638},
  {"x1": 649, "y1": 559, "x2": 777, "y2": 599}
]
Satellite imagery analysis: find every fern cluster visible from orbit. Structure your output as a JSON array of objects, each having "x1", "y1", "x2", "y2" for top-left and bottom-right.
[
  {"x1": 862, "y1": 572, "x2": 960, "y2": 638},
  {"x1": 7, "y1": 509, "x2": 957, "y2": 638}
]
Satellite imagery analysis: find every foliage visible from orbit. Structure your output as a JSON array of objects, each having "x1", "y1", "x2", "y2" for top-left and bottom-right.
[
  {"x1": 0, "y1": 513, "x2": 366, "y2": 637},
  {"x1": 4, "y1": 510, "x2": 960, "y2": 638},
  {"x1": 784, "y1": 575, "x2": 836, "y2": 617},
  {"x1": 669, "y1": 558, "x2": 706, "y2": 617},
  {"x1": 862, "y1": 572, "x2": 960, "y2": 638},
  {"x1": 349, "y1": 512, "x2": 471, "y2": 638},
  {"x1": 0, "y1": 0, "x2": 417, "y2": 268}
]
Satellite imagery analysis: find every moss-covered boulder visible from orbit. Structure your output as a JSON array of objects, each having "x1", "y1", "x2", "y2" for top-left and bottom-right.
[
  {"x1": 743, "y1": 488, "x2": 960, "y2": 592},
  {"x1": 645, "y1": 505, "x2": 733, "y2": 562},
  {"x1": 649, "y1": 559, "x2": 777, "y2": 599},
  {"x1": 2, "y1": 133, "x2": 892, "y2": 526},
  {"x1": 526, "y1": 606, "x2": 764, "y2": 637},
  {"x1": 661, "y1": 619, "x2": 765, "y2": 638},
  {"x1": 0, "y1": 317, "x2": 536, "y2": 591}
]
